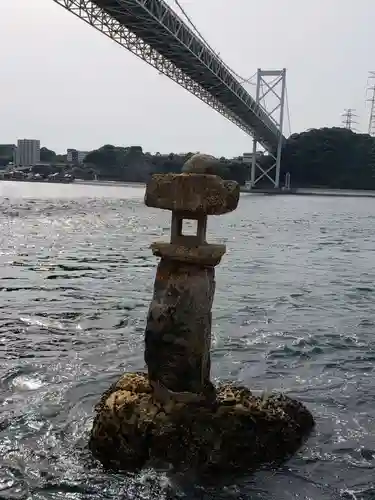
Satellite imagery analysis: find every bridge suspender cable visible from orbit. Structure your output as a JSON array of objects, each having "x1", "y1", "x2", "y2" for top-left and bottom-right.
[
  {"x1": 172, "y1": 0, "x2": 292, "y2": 138},
  {"x1": 172, "y1": 0, "x2": 253, "y2": 84}
]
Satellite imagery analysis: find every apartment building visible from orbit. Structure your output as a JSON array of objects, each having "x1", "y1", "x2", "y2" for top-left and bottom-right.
[
  {"x1": 67, "y1": 149, "x2": 88, "y2": 164},
  {"x1": 15, "y1": 139, "x2": 40, "y2": 167}
]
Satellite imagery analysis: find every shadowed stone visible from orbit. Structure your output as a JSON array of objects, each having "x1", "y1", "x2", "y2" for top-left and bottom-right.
[
  {"x1": 181, "y1": 153, "x2": 219, "y2": 174},
  {"x1": 89, "y1": 372, "x2": 314, "y2": 476},
  {"x1": 144, "y1": 173, "x2": 239, "y2": 215},
  {"x1": 150, "y1": 242, "x2": 226, "y2": 266},
  {"x1": 144, "y1": 258, "x2": 216, "y2": 396}
]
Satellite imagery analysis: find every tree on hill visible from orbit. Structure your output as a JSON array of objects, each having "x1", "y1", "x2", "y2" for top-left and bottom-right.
[
  {"x1": 0, "y1": 145, "x2": 14, "y2": 167},
  {"x1": 84, "y1": 144, "x2": 151, "y2": 182},
  {"x1": 279, "y1": 127, "x2": 375, "y2": 189},
  {"x1": 84, "y1": 144, "x2": 123, "y2": 168},
  {"x1": 40, "y1": 147, "x2": 56, "y2": 163},
  {"x1": 255, "y1": 127, "x2": 375, "y2": 189},
  {"x1": 55, "y1": 154, "x2": 67, "y2": 163}
]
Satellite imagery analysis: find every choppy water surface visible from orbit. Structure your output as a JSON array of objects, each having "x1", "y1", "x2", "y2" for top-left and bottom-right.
[{"x1": 1, "y1": 180, "x2": 375, "y2": 500}]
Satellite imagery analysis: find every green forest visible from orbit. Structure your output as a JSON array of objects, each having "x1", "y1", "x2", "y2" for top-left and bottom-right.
[
  {"x1": 76, "y1": 127, "x2": 375, "y2": 188},
  {"x1": 80, "y1": 146, "x2": 248, "y2": 184},
  {"x1": 277, "y1": 127, "x2": 375, "y2": 190},
  {"x1": 2, "y1": 127, "x2": 375, "y2": 189}
]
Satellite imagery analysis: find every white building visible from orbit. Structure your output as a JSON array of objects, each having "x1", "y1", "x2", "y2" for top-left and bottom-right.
[
  {"x1": 15, "y1": 139, "x2": 40, "y2": 167},
  {"x1": 67, "y1": 149, "x2": 89, "y2": 164}
]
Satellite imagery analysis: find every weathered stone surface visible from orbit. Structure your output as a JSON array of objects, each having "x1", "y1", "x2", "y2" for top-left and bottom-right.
[
  {"x1": 89, "y1": 372, "x2": 315, "y2": 475},
  {"x1": 150, "y1": 242, "x2": 226, "y2": 266},
  {"x1": 144, "y1": 258, "x2": 215, "y2": 396},
  {"x1": 144, "y1": 173, "x2": 239, "y2": 215},
  {"x1": 89, "y1": 151, "x2": 316, "y2": 478},
  {"x1": 181, "y1": 153, "x2": 219, "y2": 174}
]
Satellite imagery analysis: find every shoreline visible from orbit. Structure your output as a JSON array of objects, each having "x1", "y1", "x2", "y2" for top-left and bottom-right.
[
  {"x1": 73, "y1": 179, "x2": 145, "y2": 187},
  {"x1": 2, "y1": 178, "x2": 375, "y2": 198},
  {"x1": 240, "y1": 186, "x2": 375, "y2": 198}
]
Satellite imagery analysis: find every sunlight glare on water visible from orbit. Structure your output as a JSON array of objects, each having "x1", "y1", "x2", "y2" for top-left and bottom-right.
[{"x1": 0, "y1": 181, "x2": 375, "y2": 499}]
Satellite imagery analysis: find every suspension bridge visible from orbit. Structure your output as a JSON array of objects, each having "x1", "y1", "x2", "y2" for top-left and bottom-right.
[{"x1": 52, "y1": 0, "x2": 291, "y2": 188}]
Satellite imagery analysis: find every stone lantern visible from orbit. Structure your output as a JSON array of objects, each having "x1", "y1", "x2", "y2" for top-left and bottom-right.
[
  {"x1": 89, "y1": 154, "x2": 314, "y2": 476},
  {"x1": 143, "y1": 160, "x2": 239, "y2": 401}
]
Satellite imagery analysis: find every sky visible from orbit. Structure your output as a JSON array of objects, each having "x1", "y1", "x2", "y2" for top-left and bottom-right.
[{"x1": 1, "y1": 0, "x2": 375, "y2": 157}]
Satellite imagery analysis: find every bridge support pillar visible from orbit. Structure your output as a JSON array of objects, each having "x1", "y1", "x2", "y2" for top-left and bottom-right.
[
  {"x1": 250, "y1": 68, "x2": 287, "y2": 189},
  {"x1": 88, "y1": 154, "x2": 314, "y2": 476}
]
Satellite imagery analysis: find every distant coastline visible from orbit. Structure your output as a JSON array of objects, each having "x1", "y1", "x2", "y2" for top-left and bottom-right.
[
  {"x1": 73, "y1": 179, "x2": 145, "y2": 187},
  {"x1": 3, "y1": 178, "x2": 375, "y2": 199},
  {"x1": 0, "y1": 177, "x2": 145, "y2": 187},
  {"x1": 3, "y1": 126, "x2": 375, "y2": 190}
]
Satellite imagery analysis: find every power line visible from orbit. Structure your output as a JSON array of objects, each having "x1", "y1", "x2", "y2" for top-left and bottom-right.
[
  {"x1": 341, "y1": 108, "x2": 358, "y2": 131},
  {"x1": 366, "y1": 71, "x2": 375, "y2": 136}
]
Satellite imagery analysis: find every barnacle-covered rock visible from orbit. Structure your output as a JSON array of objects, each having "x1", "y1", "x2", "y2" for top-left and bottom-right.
[
  {"x1": 89, "y1": 372, "x2": 314, "y2": 475},
  {"x1": 89, "y1": 164, "x2": 315, "y2": 478}
]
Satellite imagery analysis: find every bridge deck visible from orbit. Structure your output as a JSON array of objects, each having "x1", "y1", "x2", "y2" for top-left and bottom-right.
[
  {"x1": 95, "y1": 0, "x2": 284, "y2": 151},
  {"x1": 53, "y1": 0, "x2": 285, "y2": 151}
]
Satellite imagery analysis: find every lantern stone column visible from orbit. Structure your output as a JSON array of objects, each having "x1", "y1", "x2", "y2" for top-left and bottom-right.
[{"x1": 143, "y1": 170, "x2": 239, "y2": 401}]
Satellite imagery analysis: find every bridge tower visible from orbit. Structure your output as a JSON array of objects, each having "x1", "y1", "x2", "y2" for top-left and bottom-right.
[{"x1": 249, "y1": 69, "x2": 287, "y2": 189}]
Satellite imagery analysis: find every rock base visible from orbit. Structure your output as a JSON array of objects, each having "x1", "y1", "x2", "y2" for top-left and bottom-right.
[{"x1": 89, "y1": 372, "x2": 314, "y2": 475}]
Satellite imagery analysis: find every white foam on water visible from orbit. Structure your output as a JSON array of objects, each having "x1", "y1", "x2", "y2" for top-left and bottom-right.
[{"x1": 12, "y1": 375, "x2": 45, "y2": 391}]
